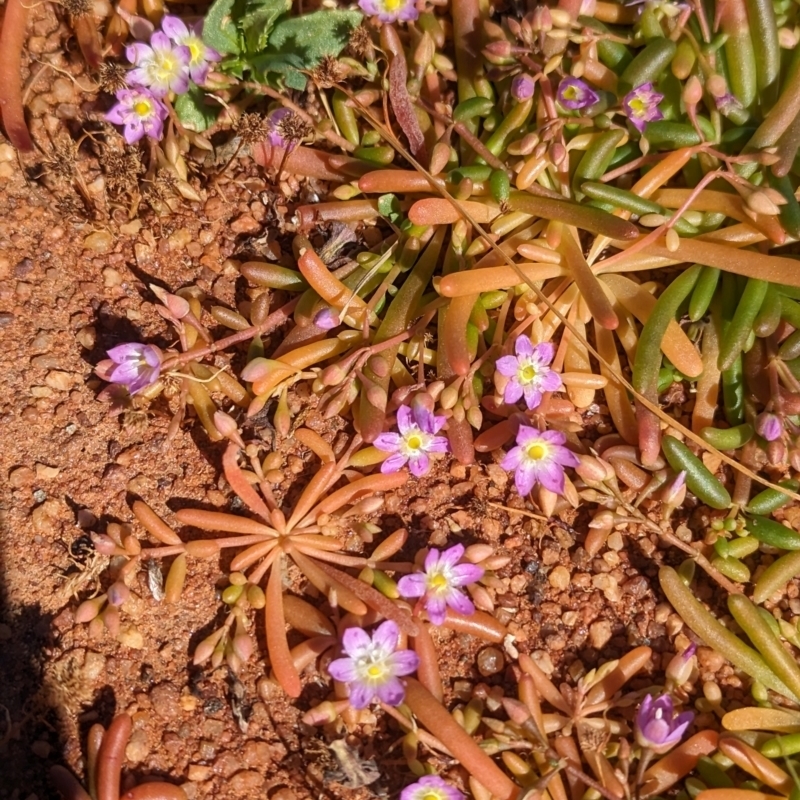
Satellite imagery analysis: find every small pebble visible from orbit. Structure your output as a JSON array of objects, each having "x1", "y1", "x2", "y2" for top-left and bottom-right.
[
  {"x1": 150, "y1": 683, "x2": 181, "y2": 718},
  {"x1": 125, "y1": 729, "x2": 150, "y2": 764},
  {"x1": 476, "y1": 647, "x2": 505, "y2": 676},
  {"x1": 227, "y1": 771, "x2": 264, "y2": 793},
  {"x1": 213, "y1": 751, "x2": 242, "y2": 778},
  {"x1": 84, "y1": 231, "x2": 114, "y2": 253},
  {"x1": 45, "y1": 371, "x2": 73, "y2": 391},
  {"x1": 35, "y1": 463, "x2": 60, "y2": 479},
  {"x1": 589, "y1": 620, "x2": 613, "y2": 649},
  {"x1": 548, "y1": 565, "x2": 570, "y2": 590},
  {"x1": 188, "y1": 766, "x2": 213, "y2": 782},
  {"x1": 103, "y1": 267, "x2": 122, "y2": 287},
  {"x1": 9, "y1": 466, "x2": 34, "y2": 488}
]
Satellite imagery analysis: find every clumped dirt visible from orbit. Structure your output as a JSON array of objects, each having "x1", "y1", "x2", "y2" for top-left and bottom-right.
[{"x1": 0, "y1": 6, "x2": 715, "y2": 799}]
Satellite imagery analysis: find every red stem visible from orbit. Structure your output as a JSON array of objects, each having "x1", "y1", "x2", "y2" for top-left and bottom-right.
[{"x1": 0, "y1": 0, "x2": 33, "y2": 151}]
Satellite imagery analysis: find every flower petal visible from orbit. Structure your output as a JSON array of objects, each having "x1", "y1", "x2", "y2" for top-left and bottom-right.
[
  {"x1": 397, "y1": 573, "x2": 427, "y2": 598},
  {"x1": 327, "y1": 657, "x2": 358, "y2": 683},
  {"x1": 408, "y1": 452, "x2": 430, "y2": 477},
  {"x1": 451, "y1": 563, "x2": 484, "y2": 585},
  {"x1": 381, "y1": 452, "x2": 409, "y2": 474},
  {"x1": 515, "y1": 335, "x2": 534, "y2": 357},
  {"x1": 348, "y1": 681, "x2": 374, "y2": 709},
  {"x1": 371, "y1": 620, "x2": 400, "y2": 652},
  {"x1": 396, "y1": 405, "x2": 414, "y2": 434},
  {"x1": 376, "y1": 677, "x2": 406, "y2": 706},
  {"x1": 341, "y1": 626, "x2": 372, "y2": 658},
  {"x1": 446, "y1": 591, "x2": 475, "y2": 617},
  {"x1": 495, "y1": 356, "x2": 519, "y2": 377},
  {"x1": 374, "y1": 432, "x2": 401, "y2": 453},
  {"x1": 425, "y1": 596, "x2": 447, "y2": 625},
  {"x1": 390, "y1": 649, "x2": 421, "y2": 676}
]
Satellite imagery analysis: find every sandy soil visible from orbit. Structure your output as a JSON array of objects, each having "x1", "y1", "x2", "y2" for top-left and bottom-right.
[{"x1": 0, "y1": 5, "x2": 717, "y2": 798}]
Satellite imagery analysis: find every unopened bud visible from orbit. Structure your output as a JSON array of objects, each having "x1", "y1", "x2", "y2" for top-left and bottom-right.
[
  {"x1": 575, "y1": 455, "x2": 614, "y2": 483},
  {"x1": 746, "y1": 190, "x2": 782, "y2": 217},
  {"x1": 755, "y1": 411, "x2": 782, "y2": 441},
  {"x1": 107, "y1": 581, "x2": 130, "y2": 607},
  {"x1": 414, "y1": 31, "x2": 435, "y2": 68},
  {"x1": 484, "y1": 39, "x2": 512, "y2": 58},
  {"x1": 683, "y1": 75, "x2": 703, "y2": 105},
  {"x1": 511, "y1": 73, "x2": 536, "y2": 102},
  {"x1": 430, "y1": 142, "x2": 452, "y2": 175},
  {"x1": 706, "y1": 74, "x2": 728, "y2": 98},
  {"x1": 661, "y1": 470, "x2": 687, "y2": 507},
  {"x1": 767, "y1": 438, "x2": 787, "y2": 465},
  {"x1": 213, "y1": 410, "x2": 245, "y2": 448},
  {"x1": 666, "y1": 642, "x2": 697, "y2": 687},
  {"x1": 549, "y1": 142, "x2": 567, "y2": 166}
]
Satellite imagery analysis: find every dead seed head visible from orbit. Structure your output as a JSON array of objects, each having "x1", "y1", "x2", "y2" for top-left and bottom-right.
[
  {"x1": 348, "y1": 24, "x2": 373, "y2": 58},
  {"x1": 98, "y1": 62, "x2": 129, "y2": 93},
  {"x1": 102, "y1": 146, "x2": 144, "y2": 194},
  {"x1": 236, "y1": 113, "x2": 271, "y2": 145},
  {"x1": 61, "y1": 0, "x2": 93, "y2": 16},
  {"x1": 311, "y1": 55, "x2": 348, "y2": 88},
  {"x1": 275, "y1": 111, "x2": 312, "y2": 146}
]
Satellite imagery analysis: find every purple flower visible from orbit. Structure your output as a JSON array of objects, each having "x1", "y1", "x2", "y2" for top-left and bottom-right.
[
  {"x1": 511, "y1": 74, "x2": 536, "y2": 102},
  {"x1": 327, "y1": 621, "x2": 420, "y2": 709},
  {"x1": 495, "y1": 337, "x2": 562, "y2": 410},
  {"x1": 635, "y1": 693, "x2": 694, "y2": 754},
  {"x1": 375, "y1": 405, "x2": 450, "y2": 478},
  {"x1": 400, "y1": 776, "x2": 465, "y2": 800},
  {"x1": 358, "y1": 0, "x2": 419, "y2": 22},
  {"x1": 105, "y1": 87, "x2": 169, "y2": 143},
  {"x1": 105, "y1": 343, "x2": 162, "y2": 394},
  {"x1": 661, "y1": 470, "x2": 687, "y2": 506},
  {"x1": 397, "y1": 544, "x2": 484, "y2": 625},
  {"x1": 623, "y1": 82, "x2": 664, "y2": 132},
  {"x1": 557, "y1": 77, "x2": 600, "y2": 110},
  {"x1": 126, "y1": 32, "x2": 191, "y2": 97},
  {"x1": 756, "y1": 412, "x2": 782, "y2": 442},
  {"x1": 501, "y1": 425, "x2": 580, "y2": 496},
  {"x1": 160, "y1": 15, "x2": 221, "y2": 85}
]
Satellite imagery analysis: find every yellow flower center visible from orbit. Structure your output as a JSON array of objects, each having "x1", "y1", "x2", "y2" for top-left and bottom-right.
[
  {"x1": 430, "y1": 573, "x2": 448, "y2": 591},
  {"x1": 384, "y1": 0, "x2": 403, "y2": 10},
  {"x1": 629, "y1": 98, "x2": 646, "y2": 116},
  {"x1": 563, "y1": 87, "x2": 578, "y2": 100},
  {"x1": 188, "y1": 40, "x2": 202, "y2": 63},
  {"x1": 133, "y1": 100, "x2": 152, "y2": 117},
  {"x1": 421, "y1": 793, "x2": 443, "y2": 800},
  {"x1": 526, "y1": 443, "x2": 547, "y2": 461},
  {"x1": 407, "y1": 434, "x2": 422, "y2": 450},
  {"x1": 520, "y1": 364, "x2": 537, "y2": 383}
]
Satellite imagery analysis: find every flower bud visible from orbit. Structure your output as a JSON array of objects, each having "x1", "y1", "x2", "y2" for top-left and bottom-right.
[
  {"x1": 213, "y1": 410, "x2": 245, "y2": 448},
  {"x1": 755, "y1": 412, "x2": 782, "y2": 441},
  {"x1": 661, "y1": 470, "x2": 687, "y2": 507},
  {"x1": 313, "y1": 306, "x2": 340, "y2": 330},
  {"x1": 666, "y1": 642, "x2": 697, "y2": 687},
  {"x1": 511, "y1": 74, "x2": 536, "y2": 102}
]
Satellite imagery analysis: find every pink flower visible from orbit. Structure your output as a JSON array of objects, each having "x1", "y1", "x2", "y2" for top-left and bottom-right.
[
  {"x1": 623, "y1": 82, "x2": 664, "y2": 132},
  {"x1": 127, "y1": 31, "x2": 191, "y2": 97},
  {"x1": 358, "y1": 0, "x2": 419, "y2": 22},
  {"x1": 557, "y1": 77, "x2": 600, "y2": 110},
  {"x1": 635, "y1": 694, "x2": 693, "y2": 754},
  {"x1": 160, "y1": 16, "x2": 221, "y2": 85},
  {"x1": 106, "y1": 87, "x2": 169, "y2": 143},
  {"x1": 102, "y1": 343, "x2": 162, "y2": 394},
  {"x1": 501, "y1": 425, "x2": 579, "y2": 496},
  {"x1": 400, "y1": 776, "x2": 465, "y2": 800},
  {"x1": 495, "y1": 337, "x2": 562, "y2": 410},
  {"x1": 327, "y1": 621, "x2": 420, "y2": 709},
  {"x1": 375, "y1": 405, "x2": 449, "y2": 478},
  {"x1": 397, "y1": 544, "x2": 484, "y2": 625}
]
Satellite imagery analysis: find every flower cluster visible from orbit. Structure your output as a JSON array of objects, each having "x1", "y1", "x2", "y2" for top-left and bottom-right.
[
  {"x1": 105, "y1": 16, "x2": 220, "y2": 143},
  {"x1": 397, "y1": 544, "x2": 484, "y2": 625},
  {"x1": 400, "y1": 776, "x2": 465, "y2": 800},
  {"x1": 327, "y1": 621, "x2": 419, "y2": 708}
]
